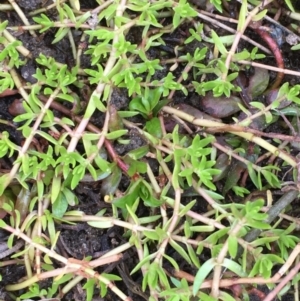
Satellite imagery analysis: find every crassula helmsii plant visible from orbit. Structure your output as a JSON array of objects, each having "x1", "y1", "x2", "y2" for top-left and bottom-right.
[{"x1": 1, "y1": 0, "x2": 300, "y2": 300}]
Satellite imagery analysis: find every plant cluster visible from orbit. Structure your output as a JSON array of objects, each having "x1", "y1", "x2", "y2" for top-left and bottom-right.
[{"x1": 1, "y1": 0, "x2": 300, "y2": 300}]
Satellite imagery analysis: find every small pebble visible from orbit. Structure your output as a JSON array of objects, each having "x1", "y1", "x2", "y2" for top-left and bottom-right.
[{"x1": 8, "y1": 99, "x2": 25, "y2": 116}]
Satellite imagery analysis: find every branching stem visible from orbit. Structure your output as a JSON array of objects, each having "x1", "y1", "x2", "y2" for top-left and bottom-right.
[{"x1": 222, "y1": 0, "x2": 274, "y2": 80}]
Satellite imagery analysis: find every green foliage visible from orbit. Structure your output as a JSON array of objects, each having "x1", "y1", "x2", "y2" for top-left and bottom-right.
[
  {"x1": 284, "y1": 0, "x2": 295, "y2": 11},
  {"x1": 184, "y1": 23, "x2": 203, "y2": 44},
  {"x1": 0, "y1": 71, "x2": 14, "y2": 93},
  {"x1": 0, "y1": 1, "x2": 299, "y2": 301},
  {"x1": 0, "y1": 39, "x2": 24, "y2": 68},
  {"x1": 264, "y1": 224, "x2": 299, "y2": 260},
  {"x1": 83, "y1": 279, "x2": 95, "y2": 301},
  {"x1": 247, "y1": 163, "x2": 281, "y2": 190},
  {"x1": 33, "y1": 14, "x2": 55, "y2": 32},
  {"x1": 113, "y1": 179, "x2": 161, "y2": 209},
  {"x1": 172, "y1": 0, "x2": 197, "y2": 28},
  {"x1": 129, "y1": 87, "x2": 164, "y2": 118},
  {"x1": 19, "y1": 284, "x2": 48, "y2": 300},
  {"x1": 179, "y1": 135, "x2": 221, "y2": 190},
  {"x1": 0, "y1": 132, "x2": 18, "y2": 158},
  {"x1": 193, "y1": 258, "x2": 216, "y2": 295},
  {"x1": 145, "y1": 117, "x2": 163, "y2": 138},
  {"x1": 211, "y1": 0, "x2": 223, "y2": 12},
  {"x1": 249, "y1": 254, "x2": 284, "y2": 278}
]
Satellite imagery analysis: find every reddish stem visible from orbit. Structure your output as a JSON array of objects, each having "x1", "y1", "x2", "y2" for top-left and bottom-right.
[
  {"x1": 38, "y1": 95, "x2": 132, "y2": 177},
  {"x1": 254, "y1": 27, "x2": 284, "y2": 90},
  {"x1": 0, "y1": 89, "x2": 19, "y2": 98},
  {"x1": 103, "y1": 139, "x2": 129, "y2": 173}
]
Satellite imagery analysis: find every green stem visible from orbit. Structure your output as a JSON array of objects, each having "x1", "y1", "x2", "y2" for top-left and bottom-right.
[
  {"x1": 67, "y1": 0, "x2": 128, "y2": 152},
  {"x1": 7, "y1": 0, "x2": 36, "y2": 37}
]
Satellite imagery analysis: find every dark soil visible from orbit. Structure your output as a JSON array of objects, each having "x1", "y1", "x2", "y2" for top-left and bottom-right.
[{"x1": 1, "y1": 0, "x2": 300, "y2": 300}]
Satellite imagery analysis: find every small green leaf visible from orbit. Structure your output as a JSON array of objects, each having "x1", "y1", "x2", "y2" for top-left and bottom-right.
[
  {"x1": 64, "y1": 3, "x2": 77, "y2": 21},
  {"x1": 113, "y1": 180, "x2": 141, "y2": 209},
  {"x1": 252, "y1": 9, "x2": 268, "y2": 21},
  {"x1": 193, "y1": 258, "x2": 216, "y2": 295},
  {"x1": 105, "y1": 130, "x2": 128, "y2": 140},
  {"x1": 124, "y1": 156, "x2": 147, "y2": 176},
  {"x1": 83, "y1": 279, "x2": 95, "y2": 301},
  {"x1": 51, "y1": 176, "x2": 61, "y2": 204},
  {"x1": 247, "y1": 163, "x2": 261, "y2": 189},
  {"x1": 219, "y1": 291, "x2": 237, "y2": 301},
  {"x1": 36, "y1": 131, "x2": 58, "y2": 145},
  {"x1": 163, "y1": 254, "x2": 180, "y2": 271},
  {"x1": 127, "y1": 145, "x2": 149, "y2": 160},
  {"x1": 179, "y1": 200, "x2": 196, "y2": 216},
  {"x1": 131, "y1": 253, "x2": 154, "y2": 275},
  {"x1": 190, "y1": 225, "x2": 215, "y2": 232},
  {"x1": 246, "y1": 219, "x2": 271, "y2": 229},
  {"x1": 52, "y1": 27, "x2": 70, "y2": 44},
  {"x1": 52, "y1": 193, "x2": 68, "y2": 218},
  {"x1": 284, "y1": 0, "x2": 295, "y2": 12},
  {"x1": 148, "y1": 262, "x2": 160, "y2": 288},
  {"x1": 198, "y1": 292, "x2": 217, "y2": 301},
  {"x1": 211, "y1": 30, "x2": 227, "y2": 55},
  {"x1": 169, "y1": 239, "x2": 191, "y2": 264},
  {"x1": 0, "y1": 219, "x2": 7, "y2": 228},
  {"x1": 0, "y1": 20, "x2": 8, "y2": 32},
  {"x1": 100, "y1": 165, "x2": 121, "y2": 196},
  {"x1": 144, "y1": 230, "x2": 159, "y2": 240},
  {"x1": 187, "y1": 244, "x2": 200, "y2": 268},
  {"x1": 145, "y1": 117, "x2": 162, "y2": 138},
  {"x1": 222, "y1": 258, "x2": 246, "y2": 277},
  {"x1": 237, "y1": 0, "x2": 247, "y2": 31},
  {"x1": 62, "y1": 187, "x2": 78, "y2": 206}
]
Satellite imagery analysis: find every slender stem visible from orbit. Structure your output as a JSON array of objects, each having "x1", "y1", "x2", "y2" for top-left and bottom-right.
[
  {"x1": 4, "y1": 89, "x2": 60, "y2": 190},
  {"x1": 161, "y1": 106, "x2": 296, "y2": 167},
  {"x1": 195, "y1": 9, "x2": 271, "y2": 54},
  {"x1": 165, "y1": 197, "x2": 257, "y2": 254},
  {"x1": 3, "y1": 223, "x2": 130, "y2": 300},
  {"x1": 28, "y1": 0, "x2": 67, "y2": 16},
  {"x1": 67, "y1": 29, "x2": 77, "y2": 60},
  {"x1": 146, "y1": 163, "x2": 161, "y2": 194},
  {"x1": 76, "y1": 32, "x2": 86, "y2": 67},
  {"x1": 7, "y1": 0, "x2": 36, "y2": 37},
  {"x1": 239, "y1": 59, "x2": 300, "y2": 77},
  {"x1": 222, "y1": 0, "x2": 274, "y2": 80},
  {"x1": 263, "y1": 261, "x2": 300, "y2": 301},
  {"x1": 9, "y1": 68, "x2": 29, "y2": 100},
  {"x1": 67, "y1": 0, "x2": 128, "y2": 152},
  {"x1": 0, "y1": 4, "x2": 12, "y2": 10},
  {"x1": 211, "y1": 220, "x2": 244, "y2": 297},
  {"x1": 154, "y1": 189, "x2": 181, "y2": 265}
]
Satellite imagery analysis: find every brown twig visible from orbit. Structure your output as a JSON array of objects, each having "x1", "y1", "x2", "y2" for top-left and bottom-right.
[{"x1": 0, "y1": 240, "x2": 24, "y2": 259}]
